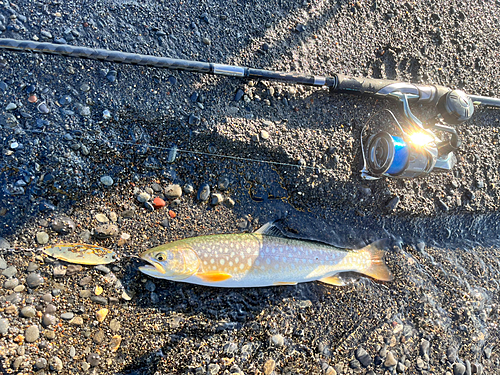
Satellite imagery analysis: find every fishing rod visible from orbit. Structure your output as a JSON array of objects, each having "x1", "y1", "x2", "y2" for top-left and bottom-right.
[{"x1": 1, "y1": 38, "x2": 500, "y2": 179}]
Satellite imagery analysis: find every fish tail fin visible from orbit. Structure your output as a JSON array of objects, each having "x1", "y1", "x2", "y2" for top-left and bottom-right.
[{"x1": 358, "y1": 240, "x2": 393, "y2": 282}]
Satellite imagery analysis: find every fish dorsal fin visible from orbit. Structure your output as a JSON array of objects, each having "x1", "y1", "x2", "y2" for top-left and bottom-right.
[{"x1": 255, "y1": 221, "x2": 286, "y2": 238}]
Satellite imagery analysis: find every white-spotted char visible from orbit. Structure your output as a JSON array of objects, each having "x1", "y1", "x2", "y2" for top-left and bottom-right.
[{"x1": 139, "y1": 222, "x2": 393, "y2": 287}]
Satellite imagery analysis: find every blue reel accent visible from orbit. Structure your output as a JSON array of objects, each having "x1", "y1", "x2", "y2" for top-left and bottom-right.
[{"x1": 386, "y1": 136, "x2": 409, "y2": 175}]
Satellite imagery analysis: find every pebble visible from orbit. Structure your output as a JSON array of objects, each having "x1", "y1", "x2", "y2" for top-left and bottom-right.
[
  {"x1": 90, "y1": 296, "x2": 108, "y2": 305},
  {"x1": 96, "y1": 308, "x2": 109, "y2": 323},
  {"x1": 453, "y1": 363, "x2": 466, "y2": 375},
  {"x1": 202, "y1": 37, "x2": 211, "y2": 45},
  {"x1": 447, "y1": 347, "x2": 458, "y2": 362},
  {"x1": 70, "y1": 346, "x2": 76, "y2": 358},
  {"x1": 95, "y1": 213, "x2": 109, "y2": 223},
  {"x1": 263, "y1": 359, "x2": 275, "y2": 375},
  {"x1": 50, "y1": 356, "x2": 63, "y2": 371},
  {"x1": 109, "y1": 318, "x2": 121, "y2": 332},
  {"x1": 69, "y1": 316, "x2": 84, "y2": 326},
  {"x1": 208, "y1": 363, "x2": 220, "y2": 375},
  {"x1": 271, "y1": 334, "x2": 285, "y2": 347},
  {"x1": 0, "y1": 256, "x2": 7, "y2": 268},
  {"x1": 137, "y1": 192, "x2": 151, "y2": 203},
  {"x1": 79, "y1": 276, "x2": 92, "y2": 286},
  {"x1": 93, "y1": 329, "x2": 105, "y2": 343},
  {"x1": 197, "y1": 183, "x2": 211, "y2": 201},
  {"x1": 355, "y1": 347, "x2": 373, "y2": 367},
  {"x1": 100, "y1": 175, "x2": 114, "y2": 186},
  {"x1": 42, "y1": 313, "x2": 57, "y2": 327},
  {"x1": 3, "y1": 277, "x2": 19, "y2": 289},
  {"x1": 26, "y1": 272, "x2": 44, "y2": 288},
  {"x1": 260, "y1": 130, "x2": 270, "y2": 140},
  {"x1": 0, "y1": 318, "x2": 9, "y2": 335},
  {"x1": 37, "y1": 101, "x2": 50, "y2": 113},
  {"x1": 20, "y1": 306, "x2": 37, "y2": 318},
  {"x1": 386, "y1": 196, "x2": 400, "y2": 211},
  {"x1": 25, "y1": 325, "x2": 40, "y2": 342},
  {"x1": 61, "y1": 312, "x2": 74, "y2": 320},
  {"x1": 152, "y1": 197, "x2": 166, "y2": 209},
  {"x1": 211, "y1": 193, "x2": 224, "y2": 206},
  {"x1": 165, "y1": 184, "x2": 182, "y2": 199},
  {"x1": 183, "y1": 184, "x2": 194, "y2": 194},
  {"x1": 384, "y1": 351, "x2": 397, "y2": 367},
  {"x1": 87, "y1": 353, "x2": 100, "y2": 367},
  {"x1": 96, "y1": 265, "x2": 111, "y2": 274},
  {"x1": 218, "y1": 176, "x2": 230, "y2": 191},
  {"x1": 6, "y1": 102, "x2": 17, "y2": 110},
  {"x1": 2, "y1": 266, "x2": 17, "y2": 277},
  {"x1": 82, "y1": 362, "x2": 90, "y2": 371},
  {"x1": 53, "y1": 264, "x2": 67, "y2": 277},
  {"x1": 35, "y1": 357, "x2": 48, "y2": 369},
  {"x1": 224, "y1": 197, "x2": 235, "y2": 208},
  {"x1": 51, "y1": 216, "x2": 76, "y2": 234},
  {"x1": 94, "y1": 224, "x2": 119, "y2": 238},
  {"x1": 36, "y1": 231, "x2": 49, "y2": 244},
  {"x1": 234, "y1": 89, "x2": 244, "y2": 101},
  {"x1": 110, "y1": 335, "x2": 122, "y2": 352}
]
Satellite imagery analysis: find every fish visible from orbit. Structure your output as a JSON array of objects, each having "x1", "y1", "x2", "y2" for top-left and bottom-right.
[
  {"x1": 139, "y1": 222, "x2": 393, "y2": 287},
  {"x1": 43, "y1": 243, "x2": 117, "y2": 265}
]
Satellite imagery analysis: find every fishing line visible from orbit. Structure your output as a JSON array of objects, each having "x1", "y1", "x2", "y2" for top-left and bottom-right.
[{"x1": 11, "y1": 128, "x2": 333, "y2": 172}]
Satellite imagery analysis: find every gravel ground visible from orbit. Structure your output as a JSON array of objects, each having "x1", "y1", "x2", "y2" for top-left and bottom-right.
[{"x1": 1, "y1": 0, "x2": 500, "y2": 374}]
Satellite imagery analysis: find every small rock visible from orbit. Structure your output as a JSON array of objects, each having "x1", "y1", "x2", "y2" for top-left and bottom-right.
[
  {"x1": 93, "y1": 329, "x2": 105, "y2": 343},
  {"x1": 263, "y1": 359, "x2": 275, "y2": 375},
  {"x1": 110, "y1": 335, "x2": 122, "y2": 352},
  {"x1": 50, "y1": 356, "x2": 63, "y2": 371},
  {"x1": 234, "y1": 89, "x2": 244, "y2": 101},
  {"x1": 35, "y1": 357, "x2": 48, "y2": 369},
  {"x1": 260, "y1": 130, "x2": 270, "y2": 140},
  {"x1": 224, "y1": 197, "x2": 235, "y2": 208},
  {"x1": 384, "y1": 351, "x2": 397, "y2": 367},
  {"x1": 25, "y1": 325, "x2": 40, "y2": 342},
  {"x1": 36, "y1": 231, "x2": 49, "y2": 244},
  {"x1": 202, "y1": 37, "x2": 211, "y2": 45},
  {"x1": 61, "y1": 312, "x2": 74, "y2": 320},
  {"x1": 26, "y1": 273, "x2": 44, "y2": 288},
  {"x1": 20, "y1": 306, "x2": 37, "y2": 318},
  {"x1": 53, "y1": 264, "x2": 67, "y2": 277},
  {"x1": 90, "y1": 296, "x2": 108, "y2": 305},
  {"x1": 0, "y1": 318, "x2": 9, "y2": 335},
  {"x1": 109, "y1": 318, "x2": 121, "y2": 332},
  {"x1": 51, "y1": 216, "x2": 76, "y2": 235},
  {"x1": 453, "y1": 363, "x2": 466, "y2": 375},
  {"x1": 271, "y1": 334, "x2": 284, "y2": 347},
  {"x1": 96, "y1": 308, "x2": 109, "y2": 323},
  {"x1": 95, "y1": 214, "x2": 109, "y2": 223},
  {"x1": 2, "y1": 266, "x2": 17, "y2": 277},
  {"x1": 153, "y1": 197, "x2": 166, "y2": 209},
  {"x1": 386, "y1": 196, "x2": 400, "y2": 211},
  {"x1": 42, "y1": 313, "x2": 57, "y2": 327},
  {"x1": 183, "y1": 184, "x2": 194, "y2": 194},
  {"x1": 137, "y1": 192, "x2": 151, "y2": 203},
  {"x1": 197, "y1": 183, "x2": 210, "y2": 201},
  {"x1": 218, "y1": 177, "x2": 230, "y2": 191},
  {"x1": 211, "y1": 193, "x2": 224, "y2": 206},
  {"x1": 93, "y1": 224, "x2": 119, "y2": 238},
  {"x1": 208, "y1": 363, "x2": 220, "y2": 375},
  {"x1": 355, "y1": 347, "x2": 373, "y2": 367},
  {"x1": 3, "y1": 277, "x2": 19, "y2": 289},
  {"x1": 447, "y1": 347, "x2": 458, "y2": 363},
  {"x1": 69, "y1": 316, "x2": 84, "y2": 326},
  {"x1": 165, "y1": 184, "x2": 182, "y2": 199},
  {"x1": 87, "y1": 353, "x2": 100, "y2": 367}
]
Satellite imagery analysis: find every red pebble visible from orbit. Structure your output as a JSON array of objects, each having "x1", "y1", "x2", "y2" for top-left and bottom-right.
[
  {"x1": 152, "y1": 197, "x2": 165, "y2": 209},
  {"x1": 168, "y1": 210, "x2": 176, "y2": 218}
]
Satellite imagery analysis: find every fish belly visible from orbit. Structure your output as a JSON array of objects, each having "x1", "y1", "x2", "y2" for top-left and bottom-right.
[{"x1": 186, "y1": 234, "x2": 350, "y2": 288}]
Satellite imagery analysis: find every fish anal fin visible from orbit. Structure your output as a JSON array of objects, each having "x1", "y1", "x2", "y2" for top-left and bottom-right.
[
  {"x1": 273, "y1": 281, "x2": 298, "y2": 286},
  {"x1": 196, "y1": 271, "x2": 233, "y2": 283},
  {"x1": 319, "y1": 275, "x2": 346, "y2": 286},
  {"x1": 358, "y1": 240, "x2": 393, "y2": 282}
]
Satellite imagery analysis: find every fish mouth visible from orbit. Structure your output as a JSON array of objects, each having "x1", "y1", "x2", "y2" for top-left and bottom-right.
[
  {"x1": 139, "y1": 261, "x2": 166, "y2": 275},
  {"x1": 139, "y1": 264, "x2": 165, "y2": 278}
]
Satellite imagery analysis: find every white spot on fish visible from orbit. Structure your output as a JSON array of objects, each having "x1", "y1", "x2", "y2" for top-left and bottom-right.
[
  {"x1": 220, "y1": 259, "x2": 225, "y2": 266},
  {"x1": 210, "y1": 259, "x2": 215, "y2": 264},
  {"x1": 229, "y1": 261, "x2": 233, "y2": 267},
  {"x1": 234, "y1": 257, "x2": 239, "y2": 263},
  {"x1": 266, "y1": 258, "x2": 271, "y2": 265},
  {"x1": 247, "y1": 258, "x2": 252, "y2": 266},
  {"x1": 240, "y1": 264, "x2": 245, "y2": 270}
]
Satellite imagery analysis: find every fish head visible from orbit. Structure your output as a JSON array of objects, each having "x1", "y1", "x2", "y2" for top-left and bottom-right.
[{"x1": 139, "y1": 241, "x2": 201, "y2": 280}]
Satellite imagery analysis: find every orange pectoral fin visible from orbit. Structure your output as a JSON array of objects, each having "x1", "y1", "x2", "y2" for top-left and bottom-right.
[
  {"x1": 196, "y1": 271, "x2": 233, "y2": 283},
  {"x1": 319, "y1": 275, "x2": 346, "y2": 286}
]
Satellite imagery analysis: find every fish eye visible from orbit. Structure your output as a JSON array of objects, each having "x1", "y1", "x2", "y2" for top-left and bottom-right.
[{"x1": 155, "y1": 252, "x2": 167, "y2": 261}]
